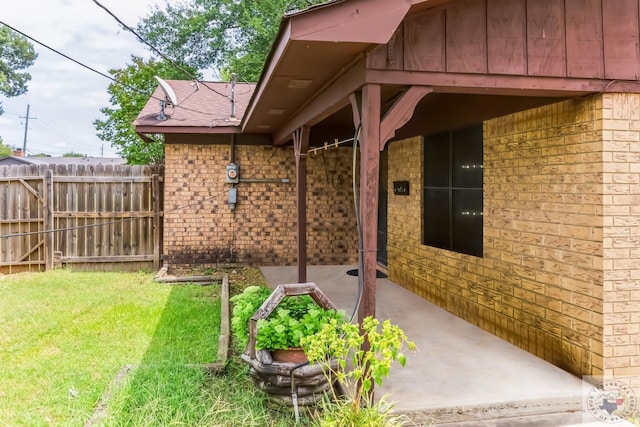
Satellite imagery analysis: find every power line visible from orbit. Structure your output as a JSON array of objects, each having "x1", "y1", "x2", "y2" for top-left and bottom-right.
[
  {"x1": 91, "y1": 0, "x2": 194, "y2": 80},
  {"x1": 0, "y1": 21, "x2": 152, "y2": 98},
  {"x1": 1, "y1": 10, "x2": 245, "y2": 155},
  {"x1": 1, "y1": 20, "x2": 224, "y2": 114},
  {"x1": 90, "y1": 0, "x2": 232, "y2": 100},
  {"x1": 0, "y1": 20, "x2": 236, "y2": 127},
  {"x1": 0, "y1": 180, "x2": 243, "y2": 240},
  {"x1": 3, "y1": 0, "x2": 247, "y2": 108}
]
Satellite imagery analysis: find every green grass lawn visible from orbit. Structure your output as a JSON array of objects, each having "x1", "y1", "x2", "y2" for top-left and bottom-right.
[
  {"x1": 1, "y1": 270, "x2": 174, "y2": 425},
  {"x1": 4, "y1": 270, "x2": 638, "y2": 427},
  {"x1": 0, "y1": 269, "x2": 298, "y2": 427}
]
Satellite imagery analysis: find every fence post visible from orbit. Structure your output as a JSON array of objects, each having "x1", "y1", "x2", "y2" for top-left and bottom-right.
[
  {"x1": 152, "y1": 174, "x2": 161, "y2": 270},
  {"x1": 45, "y1": 169, "x2": 54, "y2": 271}
]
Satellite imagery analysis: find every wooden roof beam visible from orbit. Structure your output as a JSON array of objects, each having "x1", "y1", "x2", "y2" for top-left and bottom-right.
[
  {"x1": 380, "y1": 86, "x2": 433, "y2": 149},
  {"x1": 273, "y1": 59, "x2": 366, "y2": 145},
  {"x1": 293, "y1": 126, "x2": 310, "y2": 284},
  {"x1": 365, "y1": 69, "x2": 631, "y2": 96},
  {"x1": 357, "y1": 83, "x2": 381, "y2": 324}
]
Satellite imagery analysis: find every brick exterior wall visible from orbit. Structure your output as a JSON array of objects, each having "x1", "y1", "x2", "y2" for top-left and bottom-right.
[
  {"x1": 388, "y1": 94, "x2": 639, "y2": 386},
  {"x1": 163, "y1": 142, "x2": 358, "y2": 270},
  {"x1": 602, "y1": 94, "x2": 640, "y2": 389}
]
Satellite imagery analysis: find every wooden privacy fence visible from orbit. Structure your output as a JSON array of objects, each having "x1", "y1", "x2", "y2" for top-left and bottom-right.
[{"x1": 0, "y1": 164, "x2": 163, "y2": 273}]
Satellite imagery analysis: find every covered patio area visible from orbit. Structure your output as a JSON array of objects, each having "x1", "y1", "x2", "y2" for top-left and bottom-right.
[
  {"x1": 134, "y1": 0, "x2": 640, "y2": 414},
  {"x1": 260, "y1": 265, "x2": 628, "y2": 426}
]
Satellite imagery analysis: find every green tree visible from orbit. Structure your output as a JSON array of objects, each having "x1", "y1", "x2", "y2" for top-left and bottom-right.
[
  {"x1": 0, "y1": 25, "x2": 35, "y2": 157},
  {"x1": 0, "y1": 25, "x2": 37, "y2": 129},
  {"x1": 96, "y1": 0, "x2": 324, "y2": 164},
  {"x1": 94, "y1": 56, "x2": 198, "y2": 165},
  {"x1": 0, "y1": 141, "x2": 12, "y2": 157},
  {"x1": 136, "y1": 0, "x2": 326, "y2": 82},
  {"x1": 63, "y1": 152, "x2": 84, "y2": 157}
]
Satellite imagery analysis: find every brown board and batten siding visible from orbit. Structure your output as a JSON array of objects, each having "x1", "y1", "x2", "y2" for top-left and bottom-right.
[{"x1": 368, "y1": 0, "x2": 640, "y2": 81}]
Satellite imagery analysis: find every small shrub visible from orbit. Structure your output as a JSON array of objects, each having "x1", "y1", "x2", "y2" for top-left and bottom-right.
[
  {"x1": 230, "y1": 285, "x2": 272, "y2": 352},
  {"x1": 255, "y1": 297, "x2": 346, "y2": 350},
  {"x1": 301, "y1": 316, "x2": 416, "y2": 427},
  {"x1": 230, "y1": 287, "x2": 347, "y2": 353}
]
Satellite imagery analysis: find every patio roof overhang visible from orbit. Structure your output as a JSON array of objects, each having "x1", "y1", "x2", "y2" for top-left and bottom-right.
[
  {"x1": 135, "y1": 0, "x2": 640, "y2": 327},
  {"x1": 240, "y1": 0, "x2": 635, "y2": 149},
  {"x1": 240, "y1": 0, "x2": 640, "y2": 324},
  {"x1": 241, "y1": 0, "x2": 419, "y2": 141}
]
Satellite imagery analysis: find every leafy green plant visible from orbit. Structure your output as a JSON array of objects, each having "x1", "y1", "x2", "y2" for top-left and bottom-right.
[
  {"x1": 230, "y1": 285, "x2": 273, "y2": 352},
  {"x1": 301, "y1": 316, "x2": 416, "y2": 426},
  {"x1": 255, "y1": 297, "x2": 346, "y2": 351},
  {"x1": 231, "y1": 288, "x2": 347, "y2": 353}
]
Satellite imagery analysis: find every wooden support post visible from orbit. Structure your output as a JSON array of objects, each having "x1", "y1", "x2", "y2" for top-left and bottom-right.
[
  {"x1": 358, "y1": 84, "x2": 381, "y2": 324},
  {"x1": 293, "y1": 126, "x2": 310, "y2": 283},
  {"x1": 44, "y1": 169, "x2": 54, "y2": 271},
  {"x1": 152, "y1": 174, "x2": 161, "y2": 270}
]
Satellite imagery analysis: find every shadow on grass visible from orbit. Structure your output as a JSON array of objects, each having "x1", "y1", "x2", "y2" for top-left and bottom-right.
[
  {"x1": 101, "y1": 284, "x2": 222, "y2": 426},
  {"x1": 99, "y1": 280, "x2": 304, "y2": 427}
]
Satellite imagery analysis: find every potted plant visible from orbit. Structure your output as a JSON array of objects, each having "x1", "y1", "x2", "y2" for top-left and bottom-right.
[
  {"x1": 232, "y1": 283, "x2": 348, "y2": 407},
  {"x1": 254, "y1": 295, "x2": 347, "y2": 363},
  {"x1": 230, "y1": 284, "x2": 346, "y2": 361}
]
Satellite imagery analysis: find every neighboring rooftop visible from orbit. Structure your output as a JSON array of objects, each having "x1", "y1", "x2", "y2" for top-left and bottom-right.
[{"x1": 0, "y1": 154, "x2": 127, "y2": 167}]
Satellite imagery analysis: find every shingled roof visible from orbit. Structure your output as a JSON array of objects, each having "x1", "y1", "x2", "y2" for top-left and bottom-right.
[{"x1": 135, "y1": 80, "x2": 256, "y2": 134}]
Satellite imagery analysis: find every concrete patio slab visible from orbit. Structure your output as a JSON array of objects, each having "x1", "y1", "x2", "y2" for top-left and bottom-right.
[{"x1": 259, "y1": 265, "x2": 635, "y2": 426}]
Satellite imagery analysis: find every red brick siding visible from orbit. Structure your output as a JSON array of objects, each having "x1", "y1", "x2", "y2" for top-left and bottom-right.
[{"x1": 163, "y1": 143, "x2": 358, "y2": 269}]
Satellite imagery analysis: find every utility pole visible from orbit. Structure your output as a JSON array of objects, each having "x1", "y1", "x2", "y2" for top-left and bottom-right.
[{"x1": 19, "y1": 104, "x2": 36, "y2": 153}]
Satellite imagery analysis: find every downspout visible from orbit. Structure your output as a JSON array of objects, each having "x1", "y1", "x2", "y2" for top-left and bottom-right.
[
  {"x1": 230, "y1": 133, "x2": 235, "y2": 164},
  {"x1": 229, "y1": 134, "x2": 236, "y2": 262}
]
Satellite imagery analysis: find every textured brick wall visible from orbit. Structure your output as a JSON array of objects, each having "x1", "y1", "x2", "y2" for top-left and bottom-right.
[
  {"x1": 388, "y1": 97, "x2": 607, "y2": 378},
  {"x1": 163, "y1": 143, "x2": 358, "y2": 270},
  {"x1": 601, "y1": 93, "x2": 640, "y2": 388}
]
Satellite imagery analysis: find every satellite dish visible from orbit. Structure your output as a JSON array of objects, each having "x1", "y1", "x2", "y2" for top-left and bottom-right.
[
  {"x1": 154, "y1": 76, "x2": 178, "y2": 121},
  {"x1": 155, "y1": 76, "x2": 178, "y2": 105}
]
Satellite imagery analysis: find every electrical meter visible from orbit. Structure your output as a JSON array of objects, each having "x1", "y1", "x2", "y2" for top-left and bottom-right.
[{"x1": 226, "y1": 163, "x2": 239, "y2": 183}]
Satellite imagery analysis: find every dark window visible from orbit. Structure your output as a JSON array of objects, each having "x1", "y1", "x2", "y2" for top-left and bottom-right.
[{"x1": 423, "y1": 124, "x2": 483, "y2": 257}]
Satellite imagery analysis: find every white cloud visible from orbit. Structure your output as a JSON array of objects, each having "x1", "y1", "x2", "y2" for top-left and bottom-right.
[{"x1": 0, "y1": 0, "x2": 164, "y2": 157}]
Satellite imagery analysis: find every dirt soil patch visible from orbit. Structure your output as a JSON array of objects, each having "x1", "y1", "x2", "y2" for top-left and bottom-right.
[{"x1": 167, "y1": 266, "x2": 268, "y2": 293}]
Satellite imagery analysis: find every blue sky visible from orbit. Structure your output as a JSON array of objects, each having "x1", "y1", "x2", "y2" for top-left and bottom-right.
[{"x1": 1, "y1": 0, "x2": 164, "y2": 157}]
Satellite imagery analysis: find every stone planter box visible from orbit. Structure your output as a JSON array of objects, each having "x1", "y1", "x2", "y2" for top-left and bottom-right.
[{"x1": 241, "y1": 282, "x2": 340, "y2": 406}]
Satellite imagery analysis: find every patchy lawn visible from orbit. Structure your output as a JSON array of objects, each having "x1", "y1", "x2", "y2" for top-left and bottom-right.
[{"x1": 0, "y1": 268, "x2": 298, "y2": 426}]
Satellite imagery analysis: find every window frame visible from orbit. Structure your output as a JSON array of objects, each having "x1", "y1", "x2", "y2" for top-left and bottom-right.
[{"x1": 423, "y1": 124, "x2": 483, "y2": 257}]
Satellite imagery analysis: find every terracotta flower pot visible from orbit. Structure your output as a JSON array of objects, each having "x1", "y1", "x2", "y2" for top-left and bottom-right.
[{"x1": 271, "y1": 347, "x2": 308, "y2": 364}]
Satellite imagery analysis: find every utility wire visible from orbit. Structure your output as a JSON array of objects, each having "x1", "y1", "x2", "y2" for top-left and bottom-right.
[
  {"x1": 90, "y1": 0, "x2": 232, "y2": 100},
  {"x1": 91, "y1": 0, "x2": 193, "y2": 80},
  {"x1": 0, "y1": 21, "x2": 151, "y2": 98},
  {"x1": 0, "y1": 21, "x2": 238, "y2": 123},
  {"x1": 4, "y1": 2, "x2": 252, "y2": 124},
  {"x1": 0, "y1": 154, "x2": 290, "y2": 240},
  {"x1": 0, "y1": 181, "x2": 241, "y2": 240}
]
